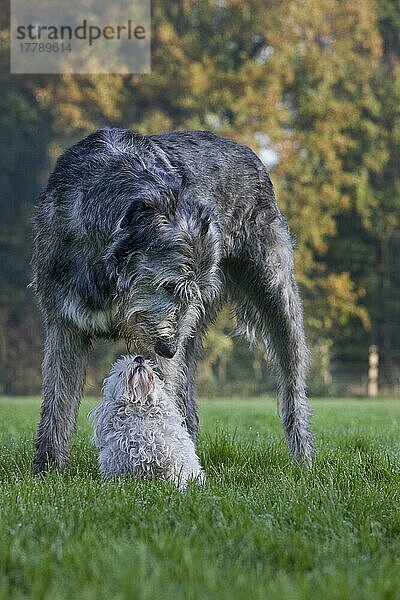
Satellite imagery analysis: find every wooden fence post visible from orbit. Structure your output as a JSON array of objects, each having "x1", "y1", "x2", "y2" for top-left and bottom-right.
[{"x1": 368, "y1": 345, "x2": 379, "y2": 398}]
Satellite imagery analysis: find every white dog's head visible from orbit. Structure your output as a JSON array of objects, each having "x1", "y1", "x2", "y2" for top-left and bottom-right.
[
  {"x1": 123, "y1": 355, "x2": 155, "y2": 402},
  {"x1": 103, "y1": 355, "x2": 159, "y2": 407}
]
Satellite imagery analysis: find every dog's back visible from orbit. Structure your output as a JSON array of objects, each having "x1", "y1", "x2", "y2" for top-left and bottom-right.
[{"x1": 36, "y1": 127, "x2": 277, "y2": 235}]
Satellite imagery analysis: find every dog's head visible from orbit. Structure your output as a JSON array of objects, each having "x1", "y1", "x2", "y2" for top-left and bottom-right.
[
  {"x1": 124, "y1": 355, "x2": 156, "y2": 402},
  {"x1": 110, "y1": 355, "x2": 156, "y2": 404},
  {"x1": 104, "y1": 166, "x2": 222, "y2": 358}
]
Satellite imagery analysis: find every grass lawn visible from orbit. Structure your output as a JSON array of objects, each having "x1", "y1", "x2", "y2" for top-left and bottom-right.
[{"x1": 1, "y1": 396, "x2": 400, "y2": 599}]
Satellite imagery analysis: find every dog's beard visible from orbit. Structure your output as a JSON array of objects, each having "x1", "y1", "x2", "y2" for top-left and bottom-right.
[
  {"x1": 114, "y1": 303, "x2": 156, "y2": 357},
  {"x1": 116, "y1": 302, "x2": 182, "y2": 360},
  {"x1": 119, "y1": 322, "x2": 154, "y2": 357}
]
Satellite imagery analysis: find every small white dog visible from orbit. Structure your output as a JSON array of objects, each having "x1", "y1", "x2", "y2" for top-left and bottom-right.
[{"x1": 89, "y1": 355, "x2": 205, "y2": 489}]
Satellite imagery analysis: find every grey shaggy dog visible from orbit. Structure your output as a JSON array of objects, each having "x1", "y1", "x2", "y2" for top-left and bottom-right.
[
  {"x1": 31, "y1": 127, "x2": 313, "y2": 475},
  {"x1": 89, "y1": 354, "x2": 205, "y2": 489}
]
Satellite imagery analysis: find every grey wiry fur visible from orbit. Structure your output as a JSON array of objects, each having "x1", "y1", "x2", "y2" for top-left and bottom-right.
[
  {"x1": 89, "y1": 355, "x2": 205, "y2": 489},
  {"x1": 31, "y1": 127, "x2": 313, "y2": 474}
]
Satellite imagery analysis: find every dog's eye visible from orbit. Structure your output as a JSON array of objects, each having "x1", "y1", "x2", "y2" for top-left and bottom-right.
[{"x1": 162, "y1": 282, "x2": 176, "y2": 295}]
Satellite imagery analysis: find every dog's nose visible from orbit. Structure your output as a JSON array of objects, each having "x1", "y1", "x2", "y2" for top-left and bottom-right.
[
  {"x1": 154, "y1": 340, "x2": 176, "y2": 359},
  {"x1": 133, "y1": 355, "x2": 145, "y2": 365}
]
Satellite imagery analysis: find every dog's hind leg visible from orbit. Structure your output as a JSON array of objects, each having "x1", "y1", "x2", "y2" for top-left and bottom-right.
[
  {"x1": 224, "y1": 216, "x2": 314, "y2": 465},
  {"x1": 33, "y1": 322, "x2": 92, "y2": 474}
]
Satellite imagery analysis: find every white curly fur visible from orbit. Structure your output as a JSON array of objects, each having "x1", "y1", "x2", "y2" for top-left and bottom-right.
[{"x1": 89, "y1": 355, "x2": 205, "y2": 489}]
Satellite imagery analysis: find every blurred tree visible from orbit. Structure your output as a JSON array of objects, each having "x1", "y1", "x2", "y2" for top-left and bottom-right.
[
  {"x1": 268, "y1": 0, "x2": 384, "y2": 345},
  {"x1": 0, "y1": 2, "x2": 51, "y2": 392},
  {"x1": 0, "y1": 0, "x2": 399, "y2": 394},
  {"x1": 328, "y1": 0, "x2": 400, "y2": 381}
]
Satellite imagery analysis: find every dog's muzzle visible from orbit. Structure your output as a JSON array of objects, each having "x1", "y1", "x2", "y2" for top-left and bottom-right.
[{"x1": 154, "y1": 339, "x2": 177, "y2": 359}]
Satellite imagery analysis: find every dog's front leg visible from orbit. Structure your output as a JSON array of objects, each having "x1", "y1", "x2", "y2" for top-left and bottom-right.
[
  {"x1": 155, "y1": 352, "x2": 189, "y2": 423},
  {"x1": 33, "y1": 322, "x2": 92, "y2": 475}
]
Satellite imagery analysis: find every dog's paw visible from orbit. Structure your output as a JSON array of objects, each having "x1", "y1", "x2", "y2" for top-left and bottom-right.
[
  {"x1": 32, "y1": 449, "x2": 68, "y2": 476},
  {"x1": 175, "y1": 469, "x2": 206, "y2": 491}
]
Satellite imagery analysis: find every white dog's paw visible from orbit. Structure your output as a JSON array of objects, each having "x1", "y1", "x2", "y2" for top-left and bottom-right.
[
  {"x1": 173, "y1": 468, "x2": 206, "y2": 491},
  {"x1": 196, "y1": 469, "x2": 206, "y2": 485}
]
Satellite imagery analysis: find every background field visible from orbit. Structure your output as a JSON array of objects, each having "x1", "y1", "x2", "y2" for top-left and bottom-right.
[{"x1": 1, "y1": 397, "x2": 400, "y2": 599}]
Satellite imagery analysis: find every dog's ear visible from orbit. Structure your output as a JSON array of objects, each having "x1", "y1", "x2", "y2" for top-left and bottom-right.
[
  {"x1": 104, "y1": 197, "x2": 155, "y2": 268},
  {"x1": 118, "y1": 167, "x2": 182, "y2": 230},
  {"x1": 104, "y1": 168, "x2": 184, "y2": 270},
  {"x1": 147, "y1": 165, "x2": 182, "y2": 201},
  {"x1": 118, "y1": 196, "x2": 153, "y2": 230},
  {"x1": 198, "y1": 203, "x2": 217, "y2": 237},
  {"x1": 179, "y1": 195, "x2": 222, "y2": 239}
]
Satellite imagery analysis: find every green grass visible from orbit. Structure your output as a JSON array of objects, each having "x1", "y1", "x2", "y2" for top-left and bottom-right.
[{"x1": 1, "y1": 397, "x2": 400, "y2": 599}]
